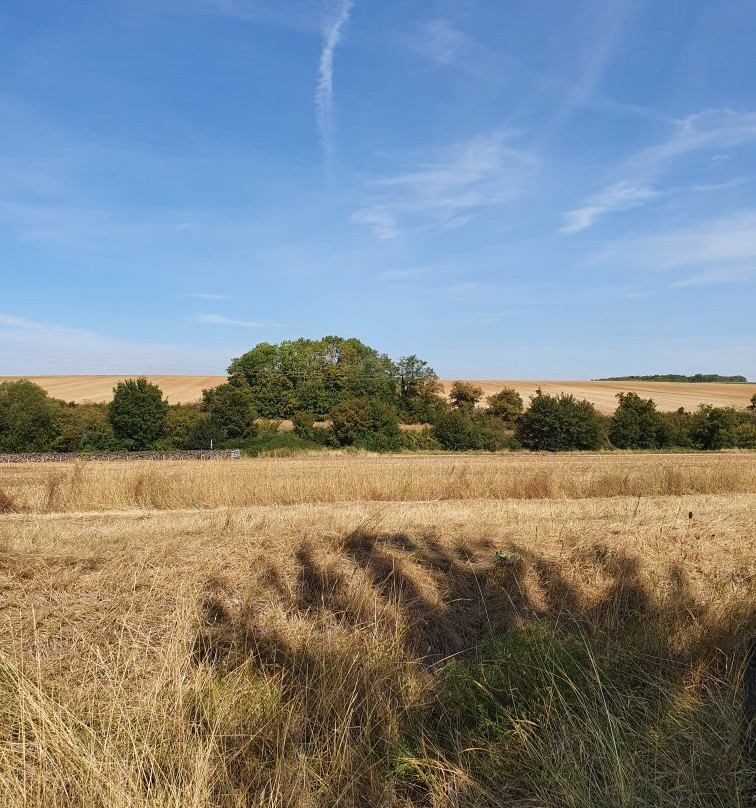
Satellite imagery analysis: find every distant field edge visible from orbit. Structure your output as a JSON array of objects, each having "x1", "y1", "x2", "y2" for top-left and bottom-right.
[{"x1": 1, "y1": 375, "x2": 755, "y2": 413}]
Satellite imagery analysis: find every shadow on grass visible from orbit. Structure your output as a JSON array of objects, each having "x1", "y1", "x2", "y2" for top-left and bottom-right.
[{"x1": 191, "y1": 529, "x2": 755, "y2": 807}]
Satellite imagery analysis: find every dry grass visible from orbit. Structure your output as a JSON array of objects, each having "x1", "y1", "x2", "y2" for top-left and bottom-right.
[
  {"x1": 3, "y1": 374, "x2": 755, "y2": 412},
  {"x1": 1, "y1": 453, "x2": 755, "y2": 514},
  {"x1": 0, "y1": 456, "x2": 754, "y2": 806}
]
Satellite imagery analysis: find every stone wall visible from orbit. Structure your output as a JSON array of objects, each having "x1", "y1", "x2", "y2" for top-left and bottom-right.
[{"x1": 0, "y1": 450, "x2": 237, "y2": 463}]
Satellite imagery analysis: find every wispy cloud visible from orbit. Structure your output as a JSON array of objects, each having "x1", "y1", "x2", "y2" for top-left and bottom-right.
[
  {"x1": 411, "y1": 18, "x2": 467, "y2": 65},
  {"x1": 597, "y1": 210, "x2": 756, "y2": 269},
  {"x1": 561, "y1": 183, "x2": 660, "y2": 233},
  {"x1": 352, "y1": 131, "x2": 536, "y2": 239},
  {"x1": 194, "y1": 313, "x2": 271, "y2": 328},
  {"x1": 316, "y1": 0, "x2": 353, "y2": 169},
  {"x1": 562, "y1": 108, "x2": 756, "y2": 233},
  {"x1": 0, "y1": 313, "x2": 228, "y2": 374},
  {"x1": 670, "y1": 267, "x2": 755, "y2": 288}
]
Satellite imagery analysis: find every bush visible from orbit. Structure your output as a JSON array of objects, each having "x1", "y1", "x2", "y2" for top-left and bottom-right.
[
  {"x1": 0, "y1": 379, "x2": 60, "y2": 452},
  {"x1": 516, "y1": 390, "x2": 606, "y2": 451},
  {"x1": 449, "y1": 381, "x2": 483, "y2": 410},
  {"x1": 108, "y1": 378, "x2": 168, "y2": 450},
  {"x1": 609, "y1": 392, "x2": 666, "y2": 449},
  {"x1": 486, "y1": 388, "x2": 523, "y2": 425},
  {"x1": 201, "y1": 380, "x2": 258, "y2": 439},
  {"x1": 332, "y1": 397, "x2": 401, "y2": 452},
  {"x1": 243, "y1": 431, "x2": 320, "y2": 456},
  {"x1": 689, "y1": 406, "x2": 740, "y2": 450},
  {"x1": 399, "y1": 427, "x2": 441, "y2": 451},
  {"x1": 432, "y1": 410, "x2": 486, "y2": 451}
]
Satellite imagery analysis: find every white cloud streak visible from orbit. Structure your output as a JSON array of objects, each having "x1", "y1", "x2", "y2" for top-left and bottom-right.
[
  {"x1": 0, "y1": 313, "x2": 229, "y2": 374},
  {"x1": 316, "y1": 0, "x2": 353, "y2": 169},
  {"x1": 670, "y1": 267, "x2": 755, "y2": 288},
  {"x1": 562, "y1": 109, "x2": 756, "y2": 233},
  {"x1": 352, "y1": 131, "x2": 536, "y2": 239},
  {"x1": 561, "y1": 183, "x2": 660, "y2": 233},
  {"x1": 597, "y1": 210, "x2": 756, "y2": 269}
]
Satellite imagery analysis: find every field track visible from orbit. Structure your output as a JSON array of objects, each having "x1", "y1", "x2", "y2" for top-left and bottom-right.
[{"x1": 1, "y1": 374, "x2": 754, "y2": 412}]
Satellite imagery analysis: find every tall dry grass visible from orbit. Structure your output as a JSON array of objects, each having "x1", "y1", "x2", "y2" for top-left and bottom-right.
[
  {"x1": 1, "y1": 452, "x2": 755, "y2": 513},
  {"x1": 0, "y1": 460, "x2": 754, "y2": 806}
]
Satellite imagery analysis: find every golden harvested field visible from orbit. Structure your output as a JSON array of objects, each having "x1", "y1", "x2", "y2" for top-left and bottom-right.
[
  {"x1": 438, "y1": 379, "x2": 756, "y2": 413},
  {"x1": 0, "y1": 374, "x2": 227, "y2": 404},
  {"x1": 1, "y1": 454, "x2": 754, "y2": 807},
  {"x1": 2, "y1": 374, "x2": 754, "y2": 412}
]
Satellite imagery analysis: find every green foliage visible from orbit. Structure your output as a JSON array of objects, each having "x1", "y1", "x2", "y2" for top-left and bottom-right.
[
  {"x1": 242, "y1": 430, "x2": 320, "y2": 456},
  {"x1": 449, "y1": 381, "x2": 483, "y2": 410},
  {"x1": 609, "y1": 392, "x2": 666, "y2": 449},
  {"x1": 516, "y1": 390, "x2": 606, "y2": 451},
  {"x1": 249, "y1": 372, "x2": 295, "y2": 419},
  {"x1": 423, "y1": 621, "x2": 747, "y2": 806},
  {"x1": 229, "y1": 336, "x2": 399, "y2": 420},
  {"x1": 108, "y1": 377, "x2": 168, "y2": 450},
  {"x1": 485, "y1": 388, "x2": 523, "y2": 425},
  {"x1": 689, "y1": 405, "x2": 741, "y2": 450},
  {"x1": 398, "y1": 427, "x2": 441, "y2": 451},
  {"x1": 0, "y1": 379, "x2": 60, "y2": 452},
  {"x1": 432, "y1": 409, "x2": 486, "y2": 451},
  {"x1": 735, "y1": 418, "x2": 756, "y2": 448},
  {"x1": 184, "y1": 414, "x2": 227, "y2": 450},
  {"x1": 201, "y1": 380, "x2": 258, "y2": 439},
  {"x1": 331, "y1": 397, "x2": 401, "y2": 451},
  {"x1": 52, "y1": 402, "x2": 118, "y2": 452},
  {"x1": 159, "y1": 403, "x2": 203, "y2": 449}
]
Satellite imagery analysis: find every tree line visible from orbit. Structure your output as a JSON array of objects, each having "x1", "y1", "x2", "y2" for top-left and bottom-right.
[
  {"x1": 597, "y1": 374, "x2": 749, "y2": 383},
  {"x1": 1, "y1": 336, "x2": 755, "y2": 454}
]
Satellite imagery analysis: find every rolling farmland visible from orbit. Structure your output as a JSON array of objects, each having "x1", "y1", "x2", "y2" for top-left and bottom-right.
[{"x1": 1, "y1": 374, "x2": 754, "y2": 412}]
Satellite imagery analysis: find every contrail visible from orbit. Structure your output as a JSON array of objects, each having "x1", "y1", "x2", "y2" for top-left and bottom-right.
[{"x1": 316, "y1": 0, "x2": 353, "y2": 170}]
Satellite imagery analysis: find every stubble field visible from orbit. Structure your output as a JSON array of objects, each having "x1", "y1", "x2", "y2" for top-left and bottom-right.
[
  {"x1": 0, "y1": 453, "x2": 754, "y2": 806},
  {"x1": 2, "y1": 374, "x2": 755, "y2": 412}
]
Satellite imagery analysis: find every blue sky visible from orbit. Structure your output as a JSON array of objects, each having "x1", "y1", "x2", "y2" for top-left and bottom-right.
[{"x1": 1, "y1": 0, "x2": 754, "y2": 378}]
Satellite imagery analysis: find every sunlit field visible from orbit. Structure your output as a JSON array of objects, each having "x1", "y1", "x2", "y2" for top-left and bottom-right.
[{"x1": 1, "y1": 454, "x2": 754, "y2": 807}]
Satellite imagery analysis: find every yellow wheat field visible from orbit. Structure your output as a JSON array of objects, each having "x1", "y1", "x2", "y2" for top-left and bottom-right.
[
  {"x1": 2, "y1": 374, "x2": 754, "y2": 412},
  {"x1": 0, "y1": 453, "x2": 754, "y2": 807},
  {"x1": 1, "y1": 452, "x2": 755, "y2": 513}
]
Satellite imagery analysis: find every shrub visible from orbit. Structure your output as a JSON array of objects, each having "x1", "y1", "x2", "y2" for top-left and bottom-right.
[
  {"x1": 108, "y1": 378, "x2": 169, "y2": 450},
  {"x1": 399, "y1": 427, "x2": 441, "y2": 451},
  {"x1": 432, "y1": 410, "x2": 486, "y2": 451},
  {"x1": 332, "y1": 397, "x2": 401, "y2": 452},
  {"x1": 689, "y1": 405, "x2": 740, "y2": 450},
  {"x1": 516, "y1": 390, "x2": 606, "y2": 451},
  {"x1": 0, "y1": 379, "x2": 60, "y2": 452},
  {"x1": 486, "y1": 388, "x2": 523, "y2": 425},
  {"x1": 201, "y1": 380, "x2": 258, "y2": 439},
  {"x1": 609, "y1": 392, "x2": 665, "y2": 449},
  {"x1": 449, "y1": 381, "x2": 483, "y2": 410}
]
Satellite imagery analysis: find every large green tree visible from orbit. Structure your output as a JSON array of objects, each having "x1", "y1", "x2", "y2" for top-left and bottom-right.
[
  {"x1": 609, "y1": 392, "x2": 664, "y2": 449},
  {"x1": 108, "y1": 377, "x2": 168, "y2": 450},
  {"x1": 228, "y1": 336, "x2": 399, "y2": 419},
  {"x1": 0, "y1": 379, "x2": 60, "y2": 452},
  {"x1": 449, "y1": 381, "x2": 483, "y2": 410},
  {"x1": 200, "y1": 379, "x2": 258, "y2": 439}
]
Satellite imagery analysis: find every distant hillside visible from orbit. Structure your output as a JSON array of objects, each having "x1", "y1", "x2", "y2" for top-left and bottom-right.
[
  {"x1": 596, "y1": 374, "x2": 750, "y2": 384},
  {"x1": 3, "y1": 376, "x2": 755, "y2": 414}
]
